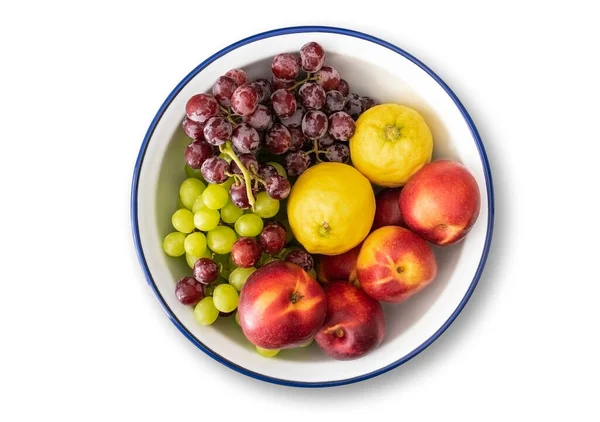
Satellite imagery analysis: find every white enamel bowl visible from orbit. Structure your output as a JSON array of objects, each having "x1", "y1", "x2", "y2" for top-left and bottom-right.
[{"x1": 131, "y1": 26, "x2": 494, "y2": 387}]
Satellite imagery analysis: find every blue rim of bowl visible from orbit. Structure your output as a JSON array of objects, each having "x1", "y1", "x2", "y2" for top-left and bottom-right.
[{"x1": 131, "y1": 25, "x2": 495, "y2": 388}]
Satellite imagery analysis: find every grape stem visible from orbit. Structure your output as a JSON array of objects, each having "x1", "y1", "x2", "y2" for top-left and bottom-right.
[
  {"x1": 311, "y1": 139, "x2": 325, "y2": 162},
  {"x1": 220, "y1": 141, "x2": 256, "y2": 210},
  {"x1": 219, "y1": 105, "x2": 241, "y2": 125},
  {"x1": 286, "y1": 73, "x2": 318, "y2": 92}
]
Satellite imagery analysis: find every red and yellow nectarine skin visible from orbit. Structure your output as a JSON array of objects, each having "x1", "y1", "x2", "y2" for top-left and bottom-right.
[
  {"x1": 399, "y1": 160, "x2": 480, "y2": 245},
  {"x1": 316, "y1": 243, "x2": 362, "y2": 283},
  {"x1": 372, "y1": 188, "x2": 404, "y2": 230},
  {"x1": 315, "y1": 281, "x2": 385, "y2": 360},
  {"x1": 356, "y1": 226, "x2": 437, "y2": 303},
  {"x1": 238, "y1": 261, "x2": 326, "y2": 350}
]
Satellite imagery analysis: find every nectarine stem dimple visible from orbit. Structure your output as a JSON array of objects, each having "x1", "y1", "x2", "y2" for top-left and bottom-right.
[
  {"x1": 336, "y1": 328, "x2": 344, "y2": 338},
  {"x1": 290, "y1": 291, "x2": 303, "y2": 304},
  {"x1": 396, "y1": 266, "x2": 404, "y2": 274}
]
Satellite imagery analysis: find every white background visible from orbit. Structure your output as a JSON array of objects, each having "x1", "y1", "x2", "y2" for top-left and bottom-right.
[{"x1": 1, "y1": 1, "x2": 599, "y2": 420}]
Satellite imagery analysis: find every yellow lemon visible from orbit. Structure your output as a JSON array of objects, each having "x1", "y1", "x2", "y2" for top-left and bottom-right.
[
  {"x1": 287, "y1": 163, "x2": 375, "y2": 255},
  {"x1": 350, "y1": 103, "x2": 433, "y2": 187}
]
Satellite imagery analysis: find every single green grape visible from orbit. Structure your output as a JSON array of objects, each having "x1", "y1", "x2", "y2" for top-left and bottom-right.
[
  {"x1": 234, "y1": 214, "x2": 264, "y2": 237},
  {"x1": 220, "y1": 201, "x2": 244, "y2": 224},
  {"x1": 218, "y1": 177, "x2": 235, "y2": 191},
  {"x1": 172, "y1": 209, "x2": 195, "y2": 233},
  {"x1": 207, "y1": 226, "x2": 237, "y2": 254},
  {"x1": 212, "y1": 284, "x2": 239, "y2": 313},
  {"x1": 184, "y1": 232, "x2": 207, "y2": 256},
  {"x1": 180, "y1": 178, "x2": 206, "y2": 210},
  {"x1": 267, "y1": 161, "x2": 287, "y2": 178},
  {"x1": 256, "y1": 346, "x2": 280, "y2": 357},
  {"x1": 204, "y1": 277, "x2": 227, "y2": 297},
  {"x1": 162, "y1": 232, "x2": 186, "y2": 257},
  {"x1": 192, "y1": 195, "x2": 206, "y2": 213},
  {"x1": 229, "y1": 267, "x2": 256, "y2": 291},
  {"x1": 253, "y1": 192, "x2": 280, "y2": 218},
  {"x1": 194, "y1": 297, "x2": 219, "y2": 326},
  {"x1": 185, "y1": 163, "x2": 204, "y2": 180},
  {"x1": 193, "y1": 208, "x2": 220, "y2": 232},
  {"x1": 202, "y1": 184, "x2": 229, "y2": 210},
  {"x1": 234, "y1": 312, "x2": 240, "y2": 326}
]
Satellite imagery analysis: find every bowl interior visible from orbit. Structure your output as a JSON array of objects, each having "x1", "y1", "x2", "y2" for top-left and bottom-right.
[{"x1": 134, "y1": 30, "x2": 490, "y2": 385}]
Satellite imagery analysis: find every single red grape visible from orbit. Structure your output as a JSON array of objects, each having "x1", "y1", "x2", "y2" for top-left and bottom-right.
[
  {"x1": 186, "y1": 93, "x2": 219, "y2": 123},
  {"x1": 300, "y1": 42, "x2": 325, "y2": 72},
  {"x1": 185, "y1": 140, "x2": 215, "y2": 169},
  {"x1": 337, "y1": 79, "x2": 350, "y2": 96},
  {"x1": 265, "y1": 123, "x2": 291, "y2": 155},
  {"x1": 212, "y1": 76, "x2": 238, "y2": 107},
  {"x1": 193, "y1": 258, "x2": 219, "y2": 285},
  {"x1": 285, "y1": 250, "x2": 314, "y2": 272},
  {"x1": 242, "y1": 104, "x2": 272, "y2": 131},
  {"x1": 318, "y1": 133, "x2": 335, "y2": 147},
  {"x1": 258, "y1": 164, "x2": 278, "y2": 180},
  {"x1": 324, "y1": 90, "x2": 345, "y2": 113},
  {"x1": 279, "y1": 104, "x2": 305, "y2": 128},
  {"x1": 259, "y1": 222, "x2": 287, "y2": 254},
  {"x1": 361, "y1": 96, "x2": 378, "y2": 111},
  {"x1": 231, "y1": 237, "x2": 262, "y2": 268},
  {"x1": 271, "y1": 88, "x2": 297, "y2": 118},
  {"x1": 229, "y1": 182, "x2": 251, "y2": 209},
  {"x1": 315, "y1": 66, "x2": 340, "y2": 91},
  {"x1": 203, "y1": 116, "x2": 232, "y2": 146},
  {"x1": 201, "y1": 156, "x2": 230, "y2": 183},
  {"x1": 231, "y1": 83, "x2": 259, "y2": 116},
  {"x1": 325, "y1": 143, "x2": 350, "y2": 163},
  {"x1": 182, "y1": 117, "x2": 205, "y2": 141},
  {"x1": 328, "y1": 111, "x2": 356, "y2": 141},
  {"x1": 225, "y1": 69, "x2": 248, "y2": 86},
  {"x1": 285, "y1": 151, "x2": 311, "y2": 176},
  {"x1": 343, "y1": 93, "x2": 363, "y2": 118},
  {"x1": 298, "y1": 82, "x2": 326, "y2": 110},
  {"x1": 272, "y1": 53, "x2": 300, "y2": 82},
  {"x1": 231, "y1": 123, "x2": 261, "y2": 154},
  {"x1": 302, "y1": 110, "x2": 328, "y2": 140},
  {"x1": 288, "y1": 126, "x2": 306, "y2": 152},
  {"x1": 265, "y1": 175, "x2": 291, "y2": 200},
  {"x1": 253, "y1": 78, "x2": 272, "y2": 104},
  {"x1": 175, "y1": 277, "x2": 205, "y2": 305}
]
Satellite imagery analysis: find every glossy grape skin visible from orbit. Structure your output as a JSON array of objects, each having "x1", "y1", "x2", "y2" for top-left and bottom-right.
[
  {"x1": 300, "y1": 41, "x2": 325, "y2": 72},
  {"x1": 318, "y1": 133, "x2": 335, "y2": 147},
  {"x1": 231, "y1": 237, "x2": 262, "y2": 268},
  {"x1": 259, "y1": 221, "x2": 287, "y2": 254},
  {"x1": 337, "y1": 79, "x2": 350, "y2": 96},
  {"x1": 203, "y1": 116, "x2": 232, "y2": 146},
  {"x1": 285, "y1": 151, "x2": 311, "y2": 177},
  {"x1": 242, "y1": 104, "x2": 272, "y2": 131},
  {"x1": 179, "y1": 178, "x2": 206, "y2": 210},
  {"x1": 288, "y1": 127, "x2": 306, "y2": 152},
  {"x1": 193, "y1": 257, "x2": 219, "y2": 284},
  {"x1": 200, "y1": 156, "x2": 230, "y2": 184},
  {"x1": 253, "y1": 191, "x2": 280, "y2": 218},
  {"x1": 212, "y1": 284, "x2": 239, "y2": 313},
  {"x1": 212, "y1": 76, "x2": 238, "y2": 107},
  {"x1": 325, "y1": 143, "x2": 350, "y2": 163},
  {"x1": 361, "y1": 96, "x2": 378, "y2": 111},
  {"x1": 184, "y1": 232, "x2": 207, "y2": 256},
  {"x1": 193, "y1": 208, "x2": 220, "y2": 231},
  {"x1": 265, "y1": 123, "x2": 291, "y2": 155},
  {"x1": 343, "y1": 93, "x2": 363, "y2": 118},
  {"x1": 194, "y1": 297, "x2": 219, "y2": 326},
  {"x1": 265, "y1": 175, "x2": 291, "y2": 200},
  {"x1": 271, "y1": 53, "x2": 300, "y2": 82},
  {"x1": 175, "y1": 277, "x2": 205, "y2": 305},
  {"x1": 272, "y1": 76, "x2": 295, "y2": 90},
  {"x1": 185, "y1": 140, "x2": 214, "y2": 169},
  {"x1": 285, "y1": 249, "x2": 314, "y2": 272},
  {"x1": 257, "y1": 164, "x2": 278, "y2": 180},
  {"x1": 324, "y1": 90, "x2": 345, "y2": 113},
  {"x1": 162, "y1": 232, "x2": 186, "y2": 257},
  {"x1": 298, "y1": 82, "x2": 326, "y2": 110},
  {"x1": 172, "y1": 209, "x2": 195, "y2": 233},
  {"x1": 220, "y1": 200, "x2": 244, "y2": 224},
  {"x1": 230, "y1": 154, "x2": 258, "y2": 175},
  {"x1": 186, "y1": 93, "x2": 219, "y2": 123},
  {"x1": 328, "y1": 111, "x2": 356, "y2": 141},
  {"x1": 302, "y1": 110, "x2": 328, "y2": 140},
  {"x1": 270, "y1": 89, "x2": 297, "y2": 118},
  {"x1": 207, "y1": 226, "x2": 238, "y2": 255},
  {"x1": 231, "y1": 123, "x2": 261, "y2": 153},
  {"x1": 228, "y1": 267, "x2": 256, "y2": 292},
  {"x1": 201, "y1": 184, "x2": 229, "y2": 210},
  {"x1": 234, "y1": 214, "x2": 264, "y2": 237},
  {"x1": 225, "y1": 69, "x2": 248, "y2": 86},
  {"x1": 229, "y1": 182, "x2": 251, "y2": 209},
  {"x1": 279, "y1": 105, "x2": 304, "y2": 129},
  {"x1": 182, "y1": 117, "x2": 205, "y2": 141},
  {"x1": 231, "y1": 83, "x2": 259, "y2": 116},
  {"x1": 315, "y1": 66, "x2": 340, "y2": 91}
]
